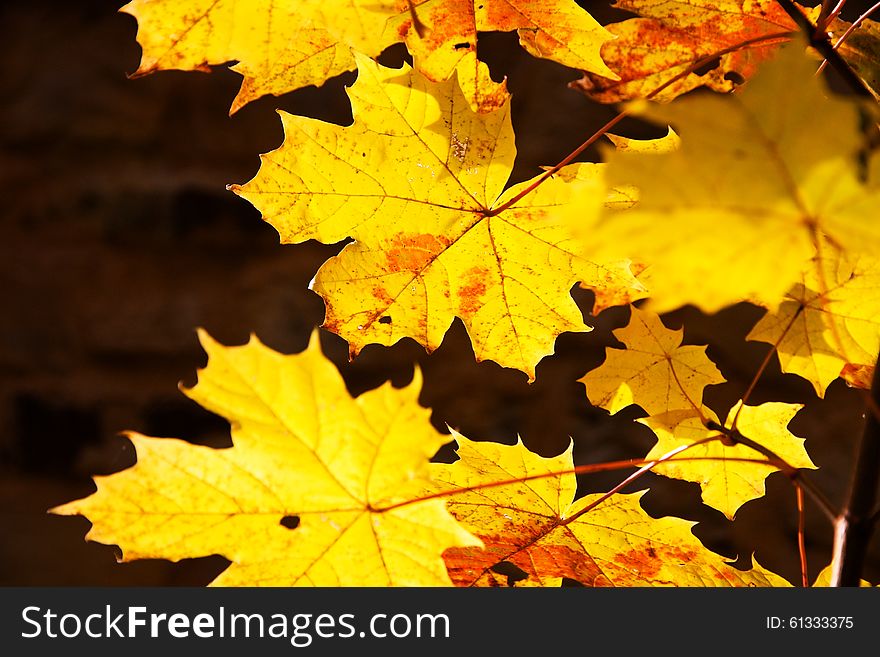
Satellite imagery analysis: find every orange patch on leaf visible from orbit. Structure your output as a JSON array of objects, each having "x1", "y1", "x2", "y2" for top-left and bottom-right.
[
  {"x1": 457, "y1": 265, "x2": 490, "y2": 315},
  {"x1": 385, "y1": 233, "x2": 450, "y2": 272},
  {"x1": 842, "y1": 362, "x2": 874, "y2": 389}
]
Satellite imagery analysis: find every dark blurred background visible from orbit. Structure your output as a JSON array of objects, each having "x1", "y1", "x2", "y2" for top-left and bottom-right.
[{"x1": 1, "y1": 0, "x2": 877, "y2": 586}]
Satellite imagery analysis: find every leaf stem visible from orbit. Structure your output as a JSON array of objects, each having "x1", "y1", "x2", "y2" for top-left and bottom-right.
[
  {"x1": 731, "y1": 304, "x2": 803, "y2": 429},
  {"x1": 817, "y1": 0, "x2": 880, "y2": 75},
  {"x1": 373, "y1": 447, "x2": 775, "y2": 512},
  {"x1": 561, "y1": 436, "x2": 722, "y2": 524},
  {"x1": 829, "y1": 350, "x2": 880, "y2": 585},
  {"x1": 796, "y1": 484, "x2": 809, "y2": 587},
  {"x1": 818, "y1": 0, "x2": 848, "y2": 30}
]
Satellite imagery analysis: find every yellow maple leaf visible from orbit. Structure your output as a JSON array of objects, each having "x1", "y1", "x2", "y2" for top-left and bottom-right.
[
  {"x1": 52, "y1": 331, "x2": 479, "y2": 586},
  {"x1": 580, "y1": 305, "x2": 724, "y2": 416},
  {"x1": 232, "y1": 55, "x2": 645, "y2": 378},
  {"x1": 747, "y1": 243, "x2": 880, "y2": 396},
  {"x1": 580, "y1": 43, "x2": 880, "y2": 313},
  {"x1": 437, "y1": 434, "x2": 790, "y2": 586},
  {"x1": 572, "y1": 0, "x2": 795, "y2": 103},
  {"x1": 642, "y1": 402, "x2": 815, "y2": 519},
  {"x1": 120, "y1": 0, "x2": 355, "y2": 113},
  {"x1": 120, "y1": 0, "x2": 613, "y2": 114}
]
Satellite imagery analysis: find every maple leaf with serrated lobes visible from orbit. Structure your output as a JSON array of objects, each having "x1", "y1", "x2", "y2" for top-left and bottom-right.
[
  {"x1": 52, "y1": 330, "x2": 479, "y2": 586},
  {"x1": 231, "y1": 55, "x2": 646, "y2": 379},
  {"x1": 436, "y1": 434, "x2": 790, "y2": 586},
  {"x1": 642, "y1": 402, "x2": 815, "y2": 519},
  {"x1": 120, "y1": 0, "x2": 618, "y2": 113},
  {"x1": 748, "y1": 239, "x2": 880, "y2": 396},
  {"x1": 581, "y1": 305, "x2": 725, "y2": 417},
  {"x1": 120, "y1": 0, "x2": 356, "y2": 114},
  {"x1": 577, "y1": 42, "x2": 880, "y2": 314},
  {"x1": 572, "y1": 0, "x2": 796, "y2": 104}
]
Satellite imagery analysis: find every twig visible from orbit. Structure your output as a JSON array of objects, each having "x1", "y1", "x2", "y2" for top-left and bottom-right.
[
  {"x1": 829, "y1": 351, "x2": 880, "y2": 585},
  {"x1": 796, "y1": 484, "x2": 809, "y2": 587},
  {"x1": 775, "y1": 0, "x2": 873, "y2": 97},
  {"x1": 705, "y1": 419, "x2": 837, "y2": 522},
  {"x1": 818, "y1": 1, "x2": 880, "y2": 75}
]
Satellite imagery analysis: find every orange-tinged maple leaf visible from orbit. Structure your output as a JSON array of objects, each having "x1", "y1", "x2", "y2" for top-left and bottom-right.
[
  {"x1": 120, "y1": 0, "x2": 356, "y2": 113},
  {"x1": 747, "y1": 243, "x2": 880, "y2": 396},
  {"x1": 581, "y1": 306, "x2": 724, "y2": 417},
  {"x1": 120, "y1": 0, "x2": 613, "y2": 114},
  {"x1": 376, "y1": 0, "x2": 618, "y2": 82},
  {"x1": 642, "y1": 402, "x2": 815, "y2": 519},
  {"x1": 580, "y1": 44, "x2": 880, "y2": 313},
  {"x1": 52, "y1": 330, "x2": 479, "y2": 586},
  {"x1": 231, "y1": 55, "x2": 646, "y2": 379},
  {"x1": 436, "y1": 435, "x2": 790, "y2": 586},
  {"x1": 572, "y1": 0, "x2": 795, "y2": 103}
]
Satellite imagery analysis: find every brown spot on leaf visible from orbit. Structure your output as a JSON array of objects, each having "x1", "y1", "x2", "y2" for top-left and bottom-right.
[{"x1": 371, "y1": 286, "x2": 393, "y2": 305}]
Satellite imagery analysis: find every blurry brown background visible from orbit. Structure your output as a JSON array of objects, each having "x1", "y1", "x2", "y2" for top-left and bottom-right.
[{"x1": 1, "y1": 0, "x2": 878, "y2": 586}]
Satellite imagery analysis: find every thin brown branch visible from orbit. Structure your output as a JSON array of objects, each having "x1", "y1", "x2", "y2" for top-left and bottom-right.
[
  {"x1": 374, "y1": 447, "x2": 776, "y2": 513},
  {"x1": 562, "y1": 436, "x2": 722, "y2": 524},
  {"x1": 705, "y1": 419, "x2": 837, "y2": 521},
  {"x1": 732, "y1": 305, "x2": 803, "y2": 429},
  {"x1": 818, "y1": 0, "x2": 848, "y2": 30},
  {"x1": 775, "y1": 0, "x2": 874, "y2": 97},
  {"x1": 796, "y1": 484, "x2": 809, "y2": 587},
  {"x1": 830, "y1": 351, "x2": 880, "y2": 585}
]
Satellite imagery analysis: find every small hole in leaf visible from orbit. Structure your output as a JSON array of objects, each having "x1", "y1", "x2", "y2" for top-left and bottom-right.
[
  {"x1": 378, "y1": 316, "x2": 392, "y2": 324},
  {"x1": 724, "y1": 71, "x2": 746, "y2": 85},
  {"x1": 454, "y1": 42, "x2": 471, "y2": 50},
  {"x1": 490, "y1": 561, "x2": 529, "y2": 586},
  {"x1": 280, "y1": 515, "x2": 300, "y2": 530},
  {"x1": 692, "y1": 57, "x2": 720, "y2": 76}
]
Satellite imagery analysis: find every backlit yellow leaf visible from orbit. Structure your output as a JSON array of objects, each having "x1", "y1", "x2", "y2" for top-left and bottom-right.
[
  {"x1": 580, "y1": 43, "x2": 880, "y2": 313},
  {"x1": 606, "y1": 128, "x2": 680, "y2": 154},
  {"x1": 581, "y1": 306, "x2": 724, "y2": 416},
  {"x1": 120, "y1": 0, "x2": 355, "y2": 113},
  {"x1": 747, "y1": 243, "x2": 880, "y2": 396},
  {"x1": 437, "y1": 435, "x2": 789, "y2": 586},
  {"x1": 231, "y1": 56, "x2": 645, "y2": 378},
  {"x1": 53, "y1": 331, "x2": 479, "y2": 586},
  {"x1": 643, "y1": 402, "x2": 815, "y2": 518}
]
